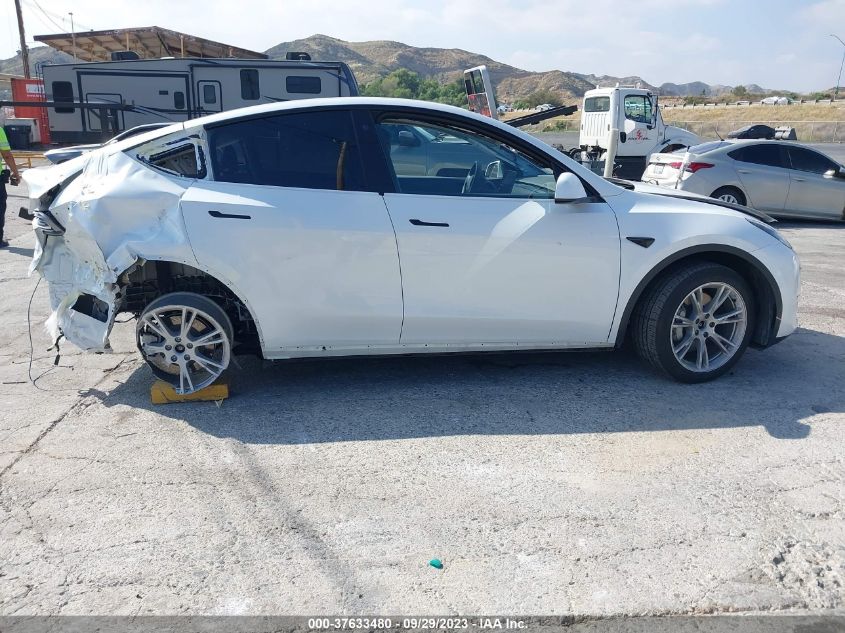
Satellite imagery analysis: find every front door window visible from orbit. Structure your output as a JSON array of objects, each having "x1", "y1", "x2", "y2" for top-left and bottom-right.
[
  {"x1": 376, "y1": 119, "x2": 556, "y2": 199},
  {"x1": 623, "y1": 95, "x2": 653, "y2": 124}
]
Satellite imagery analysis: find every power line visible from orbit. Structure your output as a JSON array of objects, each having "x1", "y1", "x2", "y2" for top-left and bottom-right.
[
  {"x1": 22, "y1": 0, "x2": 64, "y2": 32},
  {"x1": 21, "y1": 0, "x2": 94, "y2": 32},
  {"x1": 20, "y1": 2, "x2": 59, "y2": 35}
]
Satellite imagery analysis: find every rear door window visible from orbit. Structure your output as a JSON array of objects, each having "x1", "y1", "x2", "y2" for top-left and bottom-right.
[
  {"x1": 207, "y1": 109, "x2": 364, "y2": 191},
  {"x1": 728, "y1": 144, "x2": 786, "y2": 168},
  {"x1": 786, "y1": 147, "x2": 838, "y2": 175}
]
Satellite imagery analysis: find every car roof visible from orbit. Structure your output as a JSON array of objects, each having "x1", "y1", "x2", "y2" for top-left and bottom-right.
[
  {"x1": 180, "y1": 96, "x2": 507, "y2": 130},
  {"x1": 696, "y1": 139, "x2": 840, "y2": 163},
  {"x1": 103, "y1": 96, "x2": 624, "y2": 198}
]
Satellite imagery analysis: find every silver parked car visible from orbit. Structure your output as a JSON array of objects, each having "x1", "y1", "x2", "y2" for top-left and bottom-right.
[{"x1": 643, "y1": 140, "x2": 845, "y2": 221}]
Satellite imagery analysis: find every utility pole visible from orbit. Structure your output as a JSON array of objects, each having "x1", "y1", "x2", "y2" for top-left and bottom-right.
[
  {"x1": 69, "y1": 12, "x2": 76, "y2": 61},
  {"x1": 13, "y1": 0, "x2": 31, "y2": 78},
  {"x1": 831, "y1": 34, "x2": 845, "y2": 101}
]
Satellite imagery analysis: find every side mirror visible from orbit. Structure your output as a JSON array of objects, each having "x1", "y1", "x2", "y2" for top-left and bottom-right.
[
  {"x1": 554, "y1": 172, "x2": 588, "y2": 203},
  {"x1": 397, "y1": 130, "x2": 420, "y2": 147},
  {"x1": 824, "y1": 166, "x2": 845, "y2": 180}
]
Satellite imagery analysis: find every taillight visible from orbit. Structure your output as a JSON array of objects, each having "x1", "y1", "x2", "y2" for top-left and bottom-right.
[
  {"x1": 687, "y1": 162, "x2": 715, "y2": 173},
  {"x1": 668, "y1": 161, "x2": 714, "y2": 173}
]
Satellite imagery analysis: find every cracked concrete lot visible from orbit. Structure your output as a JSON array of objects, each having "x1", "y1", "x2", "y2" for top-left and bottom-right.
[{"x1": 0, "y1": 174, "x2": 844, "y2": 617}]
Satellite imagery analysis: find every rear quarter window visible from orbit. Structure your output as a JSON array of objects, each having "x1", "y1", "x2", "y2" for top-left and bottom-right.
[
  {"x1": 584, "y1": 97, "x2": 610, "y2": 112},
  {"x1": 131, "y1": 133, "x2": 207, "y2": 179}
]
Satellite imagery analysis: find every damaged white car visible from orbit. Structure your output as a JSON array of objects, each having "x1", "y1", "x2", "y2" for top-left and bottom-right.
[{"x1": 26, "y1": 98, "x2": 800, "y2": 394}]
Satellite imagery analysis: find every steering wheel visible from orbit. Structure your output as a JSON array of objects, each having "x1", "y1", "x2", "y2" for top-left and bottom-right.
[{"x1": 461, "y1": 161, "x2": 479, "y2": 195}]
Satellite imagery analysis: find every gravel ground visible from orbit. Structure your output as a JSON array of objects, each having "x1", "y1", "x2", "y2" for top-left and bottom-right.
[{"x1": 0, "y1": 173, "x2": 843, "y2": 617}]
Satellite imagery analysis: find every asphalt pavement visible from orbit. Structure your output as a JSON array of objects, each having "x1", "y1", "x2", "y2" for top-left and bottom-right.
[{"x1": 0, "y1": 174, "x2": 843, "y2": 617}]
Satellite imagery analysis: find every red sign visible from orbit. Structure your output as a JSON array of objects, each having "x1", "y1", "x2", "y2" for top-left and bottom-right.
[{"x1": 10, "y1": 78, "x2": 51, "y2": 144}]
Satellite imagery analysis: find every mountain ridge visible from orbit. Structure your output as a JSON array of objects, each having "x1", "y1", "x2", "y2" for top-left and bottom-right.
[{"x1": 1, "y1": 35, "x2": 781, "y2": 103}]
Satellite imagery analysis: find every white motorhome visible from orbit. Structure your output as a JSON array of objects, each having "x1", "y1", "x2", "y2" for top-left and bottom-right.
[
  {"x1": 577, "y1": 86, "x2": 700, "y2": 179},
  {"x1": 42, "y1": 57, "x2": 359, "y2": 143}
]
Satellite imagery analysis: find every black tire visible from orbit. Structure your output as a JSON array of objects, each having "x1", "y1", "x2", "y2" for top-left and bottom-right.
[
  {"x1": 631, "y1": 262, "x2": 755, "y2": 383},
  {"x1": 136, "y1": 292, "x2": 234, "y2": 393},
  {"x1": 711, "y1": 186, "x2": 746, "y2": 206}
]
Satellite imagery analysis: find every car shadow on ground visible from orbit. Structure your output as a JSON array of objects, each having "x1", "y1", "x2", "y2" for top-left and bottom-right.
[{"x1": 92, "y1": 327, "x2": 845, "y2": 443}]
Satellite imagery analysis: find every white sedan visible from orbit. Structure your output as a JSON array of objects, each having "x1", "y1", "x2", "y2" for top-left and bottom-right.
[{"x1": 25, "y1": 97, "x2": 799, "y2": 393}]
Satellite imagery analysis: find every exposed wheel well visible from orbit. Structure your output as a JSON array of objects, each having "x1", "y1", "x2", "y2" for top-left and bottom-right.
[
  {"x1": 616, "y1": 248, "x2": 780, "y2": 349},
  {"x1": 120, "y1": 260, "x2": 260, "y2": 352}
]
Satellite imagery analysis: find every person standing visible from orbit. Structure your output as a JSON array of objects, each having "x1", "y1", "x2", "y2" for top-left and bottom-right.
[{"x1": 0, "y1": 126, "x2": 22, "y2": 248}]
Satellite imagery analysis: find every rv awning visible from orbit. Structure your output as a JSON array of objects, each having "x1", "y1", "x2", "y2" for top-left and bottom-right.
[{"x1": 34, "y1": 26, "x2": 268, "y2": 62}]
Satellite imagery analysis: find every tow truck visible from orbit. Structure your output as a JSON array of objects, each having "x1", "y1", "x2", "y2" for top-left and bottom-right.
[
  {"x1": 464, "y1": 66, "x2": 700, "y2": 180},
  {"x1": 463, "y1": 66, "x2": 578, "y2": 127}
]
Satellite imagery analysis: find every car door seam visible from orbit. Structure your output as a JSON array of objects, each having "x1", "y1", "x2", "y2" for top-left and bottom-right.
[
  {"x1": 603, "y1": 199, "x2": 624, "y2": 344},
  {"x1": 380, "y1": 194, "x2": 406, "y2": 342}
]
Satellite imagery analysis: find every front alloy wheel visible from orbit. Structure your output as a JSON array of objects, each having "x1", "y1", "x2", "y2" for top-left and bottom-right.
[
  {"x1": 136, "y1": 292, "x2": 233, "y2": 394},
  {"x1": 670, "y1": 282, "x2": 748, "y2": 373},
  {"x1": 632, "y1": 263, "x2": 755, "y2": 382}
]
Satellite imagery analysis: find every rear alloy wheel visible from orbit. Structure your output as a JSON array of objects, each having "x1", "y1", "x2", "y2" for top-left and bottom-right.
[
  {"x1": 711, "y1": 186, "x2": 746, "y2": 206},
  {"x1": 136, "y1": 292, "x2": 233, "y2": 394},
  {"x1": 632, "y1": 263, "x2": 755, "y2": 383}
]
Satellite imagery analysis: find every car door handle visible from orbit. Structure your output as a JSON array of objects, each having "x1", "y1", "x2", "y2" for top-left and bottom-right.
[
  {"x1": 208, "y1": 210, "x2": 251, "y2": 220},
  {"x1": 793, "y1": 177, "x2": 806, "y2": 182},
  {"x1": 409, "y1": 218, "x2": 449, "y2": 227},
  {"x1": 738, "y1": 170, "x2": 752, "y2": 174}
]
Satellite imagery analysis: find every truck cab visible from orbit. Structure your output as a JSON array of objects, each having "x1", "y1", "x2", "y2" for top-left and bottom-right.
[{"x1": 578, "y1": 87, "x2": 699, "y2": 179}]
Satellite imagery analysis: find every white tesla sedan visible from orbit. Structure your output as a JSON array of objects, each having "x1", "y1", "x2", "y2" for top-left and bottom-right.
[{"x1": 24, "y1": 98, "x2": 799, "y2": 393}]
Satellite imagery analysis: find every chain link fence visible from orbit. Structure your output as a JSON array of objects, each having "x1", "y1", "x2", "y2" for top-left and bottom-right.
[{"x1": 669, "y1": 120, "x2": 845, "y2": 143}]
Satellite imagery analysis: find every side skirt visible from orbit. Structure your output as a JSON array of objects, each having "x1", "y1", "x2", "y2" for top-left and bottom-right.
[{"x1": 262, "y1": 342, "x2": 616, "y2": 361}]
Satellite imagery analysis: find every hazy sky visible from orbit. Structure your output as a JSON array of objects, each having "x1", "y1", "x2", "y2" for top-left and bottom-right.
[{"x1": 2, "y1": 0, "x2": 844, "y2": 92}]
